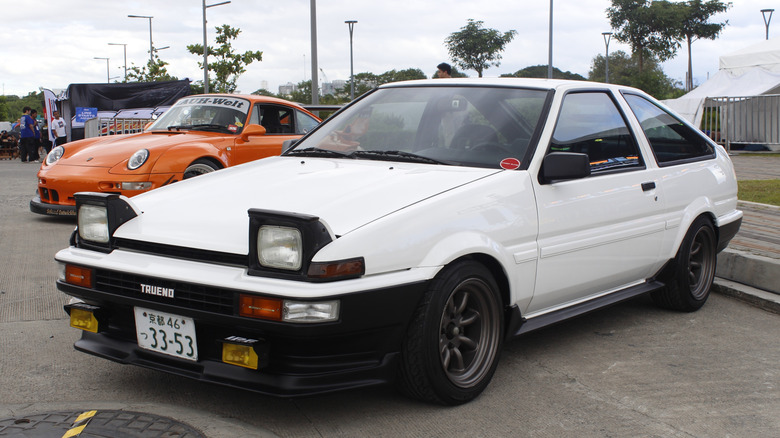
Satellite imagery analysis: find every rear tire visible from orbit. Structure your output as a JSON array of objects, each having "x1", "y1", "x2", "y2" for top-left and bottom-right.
[
  {"x1": 183, "y1": 159, "x2": 219, "y2": 179},
  {"x1": 397, "y1": 260, "x2": 503, "y2": 405},
  {"x1": 652, "y1": 216, "x2": 717, "y2": 312}
]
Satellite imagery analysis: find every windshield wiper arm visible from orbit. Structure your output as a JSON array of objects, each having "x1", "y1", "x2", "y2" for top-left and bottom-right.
[
  {"x1": 350, "y1": 150, "x2": 446, "y2": 165},
  {"x1": 285, "y1": 147, "x2": 354, "y2": 158},
  {"x1": 167, "y1": 125, "x2": 193, "y2": 131}
]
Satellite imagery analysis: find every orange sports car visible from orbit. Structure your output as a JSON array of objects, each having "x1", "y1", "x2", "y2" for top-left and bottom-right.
[{"x1": 31, "y1": 94, "x2": 321, "y2": 216}]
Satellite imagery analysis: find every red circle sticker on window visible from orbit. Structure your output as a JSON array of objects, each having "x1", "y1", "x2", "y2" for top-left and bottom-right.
[{"x1": 500, "y1": 158, "x2": 521, "y2": 170}]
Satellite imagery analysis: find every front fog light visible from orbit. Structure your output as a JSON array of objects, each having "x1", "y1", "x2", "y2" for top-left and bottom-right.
[
  {"x1": 222, "y1": 343, "x2": 259, "y2": 369},
  {"x1": 284, "y1": 300, "x2": 340, "y2": 323},
  {"x1": 78, "y1": 204, "x2": 109, "y2": 243},
  {"x1": 258, "y1": 226, "x2": 302, "y2": 270}
]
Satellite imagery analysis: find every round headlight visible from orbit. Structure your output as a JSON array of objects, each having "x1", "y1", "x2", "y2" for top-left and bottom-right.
[
  {"x1": 45, "y1": 146, "x2": 64, "y2": 165},
  {"x1": 127, "y1": 149, "x2": 149, "y2": 170}
]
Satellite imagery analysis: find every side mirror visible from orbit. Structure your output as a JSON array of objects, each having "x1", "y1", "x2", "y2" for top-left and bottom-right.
[
  {"x1": 240, "y1": 124, "x2": 267, "y2": 141},
  {"x1": 540, "y1": 152, "x2": 591, "y2": 183}
]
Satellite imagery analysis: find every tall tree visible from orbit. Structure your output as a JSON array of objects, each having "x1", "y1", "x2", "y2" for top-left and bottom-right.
[
  {"x1": 607, "y1": 0, "x2": 679, "y2": 72},
  {"x1": 444, "y1": 19, "x2": 517, "y2": 77},
  {"x1": 0, "y1": 96, "x2": 9, "y2": 122},
  {"x1": 588, "y1": 50, "x2": 685, "y2": 99},
  {"x1": 187, "y1": 25, "x2": 263, "y2": 94},
  {"x1": 673, "y1": 1, "x2": 731, "y2": 91}
]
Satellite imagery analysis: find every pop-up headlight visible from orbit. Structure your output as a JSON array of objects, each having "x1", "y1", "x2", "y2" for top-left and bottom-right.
[
  {"x1": 248, "y1": 209, "x2": 364, "y2": 282},
  {"x1": 74, "y1": 193, "x2": 139, "y2": 252}
]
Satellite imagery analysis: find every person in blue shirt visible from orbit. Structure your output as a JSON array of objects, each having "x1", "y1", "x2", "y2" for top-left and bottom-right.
[
  {"x1": 19, "y1": 107, "x2": 36, "y2": 162},
  {"x1": 29, "y1": 109, "x2": 42, "y2": 161}
]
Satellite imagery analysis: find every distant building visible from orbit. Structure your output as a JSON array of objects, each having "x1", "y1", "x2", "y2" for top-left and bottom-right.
[{"x1": 278, "y1": 82, "x2": 298, "y2": 96}]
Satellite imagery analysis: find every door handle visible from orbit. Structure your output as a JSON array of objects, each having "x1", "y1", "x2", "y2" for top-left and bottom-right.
[{"x1": 641, "y1": 182, "x2": 656, "y2": 192}]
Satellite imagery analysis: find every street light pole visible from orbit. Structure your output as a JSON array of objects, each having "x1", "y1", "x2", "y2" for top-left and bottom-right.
[
  {"x1": 548, "y1": 0, "x2": 553, "y2": 79},
  {"x1": 203, "y1": 0, "x2": 231, "y2": 94},
  {"x1": 94, "y1": 57, "x2": 110, "y2": 83},
  {"x1": 310, "y1": 0, "x2": 319, "y2": 105},
  {"x1": 108, "y1": 43, "x2": 127, "y2": 82},
  {"x1": 128, "y1": 15, "x2": 154, "y2": 66},
  {"x1": 762, "y1": 9, "x2": 774, "y2": 40},
  {"x1": 345, "y1": 20, "x2": 357, "y2": 100},
  {"x1": 602, "y1": 32, "x2": 612, "y2": 83}
]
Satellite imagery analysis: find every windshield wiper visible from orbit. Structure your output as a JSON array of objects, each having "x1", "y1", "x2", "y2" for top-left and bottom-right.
[
  {"x1": 350, "y1": 150, "x2": 446, "y2": 165},
  {"x1": 166, "y1": 124, "x2": 230, "y2": 133},
  {"x1": 285, "y1": 147, "x2": 354, "y2": 158},
  {"x1": 191, "y1": 124, "x2": 232, "y2": 133}
]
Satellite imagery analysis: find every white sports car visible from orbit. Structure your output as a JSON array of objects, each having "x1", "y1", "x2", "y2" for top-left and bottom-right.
[{"x1": 57, "y1": 78, "x2": 742, "y2": 405}]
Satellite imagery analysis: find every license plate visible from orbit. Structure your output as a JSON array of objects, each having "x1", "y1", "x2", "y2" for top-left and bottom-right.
[{"x1": 134, "y1": 307, "x2": 198, "y2": 361}]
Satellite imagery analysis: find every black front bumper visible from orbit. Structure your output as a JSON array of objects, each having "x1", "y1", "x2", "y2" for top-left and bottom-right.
[
  {"x1": 30, "y1": 195, "x2": 76, "y2": 216},
  {"x1": 58, "y1": 275, "x2": 429, "y2": 397}
]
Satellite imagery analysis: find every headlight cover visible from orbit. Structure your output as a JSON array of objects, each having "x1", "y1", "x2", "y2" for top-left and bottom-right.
[
  {"x1": 45, "y1": 146, "x2": 64, "y2": 165},
  {"x1": 257, "y1": 226, "x2": 302, "y2": 270},
  {"x1": 127, "y1": 149, "x2": 149, "y2": 170}
]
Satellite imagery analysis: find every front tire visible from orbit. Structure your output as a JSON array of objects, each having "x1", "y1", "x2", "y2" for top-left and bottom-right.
[
  {"x1": 183, "y1": 159, "x2": 220, "y2": 179},
  {"x1": 397, "y1": 260, "x2": 504, "y2": 405},
  {"x1": 652, "y1": 216, "x2": 717, "y2": 312}
]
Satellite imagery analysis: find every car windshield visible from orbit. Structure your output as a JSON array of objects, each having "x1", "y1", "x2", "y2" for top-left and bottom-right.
[
  {"x1": 148, "y1": 96, "x2": 251, "y2": 134},
  {"x1": 289, "y1": 86, "x2": 549, "y2": 168}
]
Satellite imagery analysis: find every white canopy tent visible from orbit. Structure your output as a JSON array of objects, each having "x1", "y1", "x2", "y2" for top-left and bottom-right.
[{"x1": 665, "y1": 38, "x2": 780, "y2": 128}]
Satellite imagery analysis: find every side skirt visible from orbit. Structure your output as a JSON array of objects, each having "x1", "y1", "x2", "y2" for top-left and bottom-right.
[{"x1": 505, "y1": 280, "x2": 665, "y2": 339}]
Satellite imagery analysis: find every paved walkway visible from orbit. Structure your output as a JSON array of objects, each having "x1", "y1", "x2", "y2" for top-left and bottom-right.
[
  {"x1": 727, "y1": 153, "x2": 780, "y2": 260},
  {"x1": 715, "y1": 153, "x2": 780, "y2": 312}
]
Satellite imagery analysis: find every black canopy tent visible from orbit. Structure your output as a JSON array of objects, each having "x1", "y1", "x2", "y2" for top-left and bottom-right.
[{"x1": 61, "y1": 79, "x2": 191, "y2": 141}]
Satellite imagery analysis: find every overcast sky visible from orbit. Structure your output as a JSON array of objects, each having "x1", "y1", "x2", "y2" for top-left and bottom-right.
[{"x1": 1, "y1": 0, "x2": 774, "y2": 98}]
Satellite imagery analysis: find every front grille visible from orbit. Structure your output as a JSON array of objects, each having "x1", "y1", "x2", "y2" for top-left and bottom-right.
[{"x1": 94, "y1": 269, "x2": 236, "y2": 315}]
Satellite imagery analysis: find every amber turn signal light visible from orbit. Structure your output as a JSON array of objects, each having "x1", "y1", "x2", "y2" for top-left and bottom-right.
[
  {"x1": 65, "y1": 265, "x2": 94, "y2": 288},
  {"x1": 239, "y1": 295, "x2": 283, "y2": 321}
]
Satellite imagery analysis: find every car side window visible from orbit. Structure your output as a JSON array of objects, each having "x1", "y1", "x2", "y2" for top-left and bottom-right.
[
  {"x1": 549, "y1": 92, "x2": 643, "y2": 173},
  {"x1": 254, "y1": 105, "x2": 294, "y2": 134},
  {"x1": 295, "y1": 110, "x2": 319, "y2": 134},
  {"x1": 623, "y1": 93, "x2": 715, "y2": 165}
]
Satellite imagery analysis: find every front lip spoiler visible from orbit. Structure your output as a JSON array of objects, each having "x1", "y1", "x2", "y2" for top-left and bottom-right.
[{"x1": 30, "y1": 195, "x2": 76, "y2": 216}]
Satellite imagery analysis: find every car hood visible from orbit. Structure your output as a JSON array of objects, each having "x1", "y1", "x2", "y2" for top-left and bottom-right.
[
  {"x1": 115, "y1": 156, "x2": 501, "y2": 254},
  {"x1": 60, "y1": 132, "x2": 221, "y2": 168}
]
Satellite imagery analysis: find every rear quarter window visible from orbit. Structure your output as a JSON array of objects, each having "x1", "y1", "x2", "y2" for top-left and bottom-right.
[{"x1": 623, "y1": 93, "x2": 715, "y2": 166}]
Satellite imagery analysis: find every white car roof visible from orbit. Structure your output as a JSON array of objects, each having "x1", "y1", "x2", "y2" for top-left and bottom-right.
[{"x1": 380, "y1": 77, "x2": 645, "y2": 95}]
